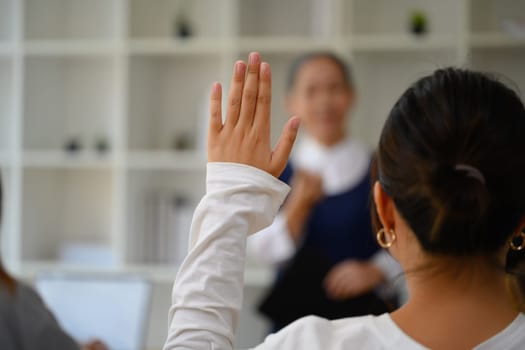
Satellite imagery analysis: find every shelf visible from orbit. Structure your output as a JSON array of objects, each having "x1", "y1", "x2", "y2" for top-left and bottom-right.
[
  {"x1": 127, "y1": 151, "x2": 206, "y2": 171},
  {"x1": 23, "y1": 56, "x2": 116, "y2": 150},
  {"x1": 469, "y1": 33, "x2": 525, "y2": 49},
  {"x1": 128, "y1": 55, "x2": 220, "y2": 151},
  {"x1": 24, "y1": 40, "x2": 118, "y2": 56},
  {"x1": 23, "y1": 151, "x2": 114, "y2": 169},
  {"x1": 128, "y1": 39, "x2": 228, "y2": 56},
  {"x1": 238, "y1": 37, "x2": 338, "y2": 54},
  {"x1": 125, "y1": 170, "x2": 205, "y2": 266},
  {"x1": 24, "y1": 0, "x2": 119, "y2": 40},
  {"x1": 16, "y1": 261, "x2": 274, "y2": 287},
  {"x1": 349, "y1": 0, "x2": 462, "y2": 37},
  {"x1": 351, "y1": 34, "x2": 457, "y2": 52},
  {"x1": 129, "y1": 0, "x2": 230, "y2": 40},
  {"x1": 21, "y1": 168, "x2": 114, "y2": 262}
]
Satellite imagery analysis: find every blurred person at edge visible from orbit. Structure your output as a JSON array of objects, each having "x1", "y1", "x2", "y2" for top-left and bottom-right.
[{"x1": 247, "y1": 52, "x2": 402, "y2": 330}]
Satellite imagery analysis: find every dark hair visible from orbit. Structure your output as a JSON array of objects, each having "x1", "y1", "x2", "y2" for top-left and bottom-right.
[
  {"x1": 287, "y1": 52, "x2": 353, "y2": 91},
  {"x1": 372, "y1": 68, "x2": 525, "y2": 259}
]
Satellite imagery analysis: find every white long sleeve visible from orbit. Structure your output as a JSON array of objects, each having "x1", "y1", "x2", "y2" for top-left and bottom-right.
[
  {"x1": 164, "y1": 162, "x2": 290, "y2": 350},
  {"x1": 246, "y1": 213, "x2": 296, "y2": 265}
]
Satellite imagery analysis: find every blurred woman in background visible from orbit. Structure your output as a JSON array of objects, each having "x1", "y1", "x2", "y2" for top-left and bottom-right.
[{"x1": 248, "y1": 52, "x2": 401, "y2": 330}]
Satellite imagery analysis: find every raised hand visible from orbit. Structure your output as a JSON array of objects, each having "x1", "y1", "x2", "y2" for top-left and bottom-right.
[{"x1": 207, "y1": 52, "x2": 301, "y2": 178}]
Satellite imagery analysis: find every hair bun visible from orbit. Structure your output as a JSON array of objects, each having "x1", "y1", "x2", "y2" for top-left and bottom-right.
[{"x1": 424, "y1": 162, "x2": 491, "y2": 253}]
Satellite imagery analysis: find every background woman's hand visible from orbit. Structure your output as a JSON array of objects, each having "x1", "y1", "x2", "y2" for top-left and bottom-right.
[
  {"x1": 207, "y1": 52, "x2": 300, "y2": 178},
  {"x1": 283, "y1": 171, "x2": 324, "y2": 242},
  {"x1": 324, "y1": 260, "x2": 385, "y2": 300}
]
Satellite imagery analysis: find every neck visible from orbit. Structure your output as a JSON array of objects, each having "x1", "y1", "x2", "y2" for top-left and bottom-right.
[
  {"x1": 392, "y1": 257, "x2": 519, "y2": 349},
  {"x1": 316, "y1": 131, "x2": 347, "y2": 148}
]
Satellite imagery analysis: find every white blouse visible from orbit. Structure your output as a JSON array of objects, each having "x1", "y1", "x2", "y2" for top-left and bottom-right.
[{"x1": 163, "y1": 163, "x2": 525, "y2": 350}]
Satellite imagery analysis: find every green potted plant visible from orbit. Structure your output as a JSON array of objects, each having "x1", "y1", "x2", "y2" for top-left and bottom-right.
[{"x1": 410, "y1": 10, "x2": 428, "y2": 36}]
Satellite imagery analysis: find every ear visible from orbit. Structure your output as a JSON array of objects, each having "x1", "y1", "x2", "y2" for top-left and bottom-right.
[{"x1": 373, "y1": 181, "x2": 396, "y2": 232}]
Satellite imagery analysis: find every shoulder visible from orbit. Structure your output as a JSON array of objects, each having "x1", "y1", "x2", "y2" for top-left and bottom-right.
[
  {"x1": 255, "y1": 314, "x2": 386, "y2": 349},
  {"x1": 11, "y1": 283, "x2": 79, "y2": 349},
  {"x1": 475, "y1": 313, "x2": 525, "y2": 350}
]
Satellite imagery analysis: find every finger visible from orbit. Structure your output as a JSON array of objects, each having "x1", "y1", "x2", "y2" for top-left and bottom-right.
[
  {"x1": 209, "y1": 82, "x2": 223, "y2": 134},
  {"x1": 225, "y1": 61, "x2": 246, "y2": 127},
  {"x1": 238, "y1": 52, "x2": 261, "y2": 129},
  {"x1": 253, "y1": 62, "x2": 271, "y2": 133},
  {"x1": 270, "y1": 116, "x2": 301, "y2": 177}
]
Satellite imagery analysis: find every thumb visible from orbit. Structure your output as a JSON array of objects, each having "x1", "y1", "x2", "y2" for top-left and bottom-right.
[{"x1": 270, "y1": 116, "x2": 301, "y2": 177}]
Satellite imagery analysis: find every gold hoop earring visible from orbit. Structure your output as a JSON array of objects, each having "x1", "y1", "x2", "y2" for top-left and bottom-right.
[
  {"x1": 509, "y1": 231, "x2": 525, "y2": 251},
  {"x1": 376, "y1": 228, "x2": 397, "y2": 249}
]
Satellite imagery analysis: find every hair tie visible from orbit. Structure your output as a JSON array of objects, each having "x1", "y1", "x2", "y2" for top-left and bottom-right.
[{"x1": 454, "y1": 164, "x2": 486, "y2": 185}]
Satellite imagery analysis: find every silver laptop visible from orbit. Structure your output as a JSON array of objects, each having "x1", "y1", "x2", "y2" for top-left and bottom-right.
[{"x1": 35, "y1": 272, "x2": 152, "y2": 350}]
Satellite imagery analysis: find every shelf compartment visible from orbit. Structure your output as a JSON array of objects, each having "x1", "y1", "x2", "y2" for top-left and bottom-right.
[
  {"x1": 125, "y1": 170, "x2": 205, "y2": 265},
  {"x1": 21, "y1": 168, "x2": 115, "y2": 264},
  {"x1": 24, "y1": 0, "x2": 119, "y2": 40},
  {"x1": 239, "y1": 0, "x2": 319, "y2": 38},
  {"x1": 23, "y1": 56, "x2": 117, "y2": 151},
  {"x1": 348, "y1": 0, "x2": 461, "y2": 37},
  {"x1": 129, "y1": 0, "x2": 230, "y2": 39},
  {"x1": 469, "y1": 48, "x2": 525, "y2": 98},
  {"x1": 127, "y1": 54, "x2": 222, "y2": 151},
  {"x1": 470, "y1": 0, "x2": 525, "y2": 36},
  {"x1": 351, "y1": 49, "x2": 458, "y2": 147}
]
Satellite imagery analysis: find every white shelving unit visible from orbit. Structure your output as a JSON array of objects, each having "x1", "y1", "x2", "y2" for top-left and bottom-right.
[
  {"x1": 1, "y1": 0, "x2": 524, "y2": 296},
  {"x1": 1, "y1": 0, "x2": 524, "y2": 348}
]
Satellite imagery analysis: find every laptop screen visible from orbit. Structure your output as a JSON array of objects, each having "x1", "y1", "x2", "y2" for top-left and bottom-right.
[{"x1": 35, "y1": 273, "x2": 151, "y2": 350}]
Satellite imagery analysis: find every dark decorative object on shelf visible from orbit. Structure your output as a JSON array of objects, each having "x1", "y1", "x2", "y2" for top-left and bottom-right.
[
  {"x1": 173, "y1": 0, "x2": 194, "y2": 39},
  {"x1": 175, "y1": 15, "x2": 193, "y2": 38},
  {"x1": 173, "y1": 133, "x2": 193, "y2": 151},
  {"x1": 409, "y1": 10, "x2": 428, "y2": 36},
  {"x1": 95, "y1": 136, "x2": 110, "y2": 154},
  {"x1": 64, "y1": 137, "x2": 82, "y2": 154}
]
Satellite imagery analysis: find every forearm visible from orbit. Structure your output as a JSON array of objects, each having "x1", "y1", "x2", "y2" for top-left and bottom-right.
[
  {"x1": 283, "y1": 201, "x2": 313, "y2": 243},
  {"x1": 164, "y1": 163, "x2": 290, "y2": 350}
]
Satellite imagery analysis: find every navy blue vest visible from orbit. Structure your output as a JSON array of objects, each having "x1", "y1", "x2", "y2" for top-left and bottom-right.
[
  {"x1": 259, "y1": 163, "x2": 387, "y2": 328},
  {"x1": 280, "y1": 163, "x2": 379, "y2": 265}
]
